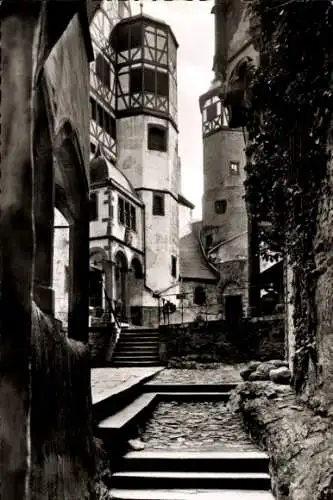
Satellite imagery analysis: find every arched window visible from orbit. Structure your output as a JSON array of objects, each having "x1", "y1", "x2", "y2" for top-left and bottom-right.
[
  {"x1": 194, "y1": 286, "x2": 206, "y2": 306},
  {"x1": 131, "y1": 258, "x2": 143, "y2": 279}
]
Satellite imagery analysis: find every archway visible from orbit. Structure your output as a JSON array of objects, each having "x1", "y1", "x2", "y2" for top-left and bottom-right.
[
  {"x1": 114, "y1": 251, "x2": 128, "y2": 322},
  {"x1": 128, "y1": 257, "x2": 144, "y2": 325},
  {"x1": 53, "y1": 207, "x2": 70, "y2": 330},
  {"x1": 54, "y1": 120, "x2": 90, "y2": 341},
  {"x1": 225, "y1": 57, "x2": 254, "y2": 128}
]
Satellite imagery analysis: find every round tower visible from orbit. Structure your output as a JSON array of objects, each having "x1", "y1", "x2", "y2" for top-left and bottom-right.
[
  {"x1": 111, "y1": 13, "x2": 180, "y2": 298},
  {"x1": 200, "y1": 86, "x2": 247, "y2": 255}
]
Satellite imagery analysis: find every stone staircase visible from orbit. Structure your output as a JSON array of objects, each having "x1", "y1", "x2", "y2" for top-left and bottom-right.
[
  {"x1": 110, "y1": 450, "x2": 273, "y2": 499},
  {"x1": 95, "y1": 381, "x2": 275, "y2": 499},
  {"x1": 112, "y1": 328, "x2": 160, "y2": 367}
]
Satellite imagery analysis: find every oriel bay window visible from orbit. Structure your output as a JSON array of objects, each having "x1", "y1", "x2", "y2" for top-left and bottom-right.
[
  {"x1": 118, "y1": 196, "x2": 136, "y2": 231},
  {"x1": 130, "y1": 67, "x2": 169, "y2": 98}
]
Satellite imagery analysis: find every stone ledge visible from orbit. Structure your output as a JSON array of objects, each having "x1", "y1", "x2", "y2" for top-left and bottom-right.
[{"x1": 229, "y1": 381, "x2": 333, "y2": 500}]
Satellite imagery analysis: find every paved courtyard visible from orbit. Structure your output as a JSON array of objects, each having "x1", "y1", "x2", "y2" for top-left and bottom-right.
[{"x1": 91, "y1": 366, "x2": 163, "y2": 404}]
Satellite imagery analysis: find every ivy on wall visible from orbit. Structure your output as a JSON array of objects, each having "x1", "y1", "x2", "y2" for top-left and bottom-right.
[{"x1": 244, "y1": 0, "x2": 333, "y2": 391}]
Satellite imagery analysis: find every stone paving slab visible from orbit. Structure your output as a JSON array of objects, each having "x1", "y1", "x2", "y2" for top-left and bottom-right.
[
  {"x1": 124, "y1": 450, "x2": 268, "y2": 459},
  {"x1": 150, "y1": 365, "x2": 246, "y2": 385},
  {"x1": 110, "y1": 489, "x2": 274, "y2": 499},
  {"x1": 91, "y1": 367, "x2": 163, "y2": 405}
]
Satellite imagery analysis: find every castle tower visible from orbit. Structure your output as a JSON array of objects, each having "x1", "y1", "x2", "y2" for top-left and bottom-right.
[
  {"x1": 198, "y1": 0, "x2": 255, "y2": 320},
  {"x1": 111, "y1": 13, "x2": 180, "y2": 317}
]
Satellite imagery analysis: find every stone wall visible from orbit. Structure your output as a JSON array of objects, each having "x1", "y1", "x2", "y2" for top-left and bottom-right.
[
  {"x1": 159, "y1": 316, "x2": 285, "y2": 365},
  {"x1": 230, "y1": 381, "x2": 333, "y2": 500},
  {"x1": 89, "y1": 325, "x2": 119, "y2": 367}
]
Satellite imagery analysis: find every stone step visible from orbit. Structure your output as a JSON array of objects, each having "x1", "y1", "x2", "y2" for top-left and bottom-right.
[
  {"x1": 154, "y1": 392, "x2": 231, "y2": 402},
  {"x1": 116, "y1": 344, "x2": 159, "y2": 351},
  {"x1": 119, "y1": 450, "x2": 269, "y2": 474},
  {"x1": 118, "y1": 338, "x2": 159, "y2": 344},
  {"x1": 123, "y1": 328, "x2": 159, "y2": 334},
  {"x1": 97, "y1": 393, "x2": 158, "y2": 439},
  {"x1": 114, "y1": 352, "x2": 159, "y2": 359},
  {"x1": 112, "y1": 361, "x2": 161, "y2": 367},
  {"x1": 120, "y1": 333, "x2": 159, "y2": 339},
  {"x1": 92, "y1": 370, "x2": 162, "y2": 425},
  {"x1": 110, "y1": 489, "x2": 275, "y2": 500},
  {"x1": 110, "y1": 471, "x2": 271, "y2": 490},
  {"x1": 113, "y1": 355, "x2": 160, "y2": 362},
  {"x1": 144, "y1": 383, "x2": 237, "y2": 393}
]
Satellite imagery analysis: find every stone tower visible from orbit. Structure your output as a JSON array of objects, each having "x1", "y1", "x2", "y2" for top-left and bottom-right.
[
  {"x1": 110, "y1": 13, "x2": 180, "y2": 322},
  {"x1": 199, "y1": 0, "x2": 257, "y2": 320}
]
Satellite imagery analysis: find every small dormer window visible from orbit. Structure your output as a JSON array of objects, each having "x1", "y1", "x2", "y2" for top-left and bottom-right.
[{"x1": 148, "y1": 125, "x2": 167, "y2": 152}]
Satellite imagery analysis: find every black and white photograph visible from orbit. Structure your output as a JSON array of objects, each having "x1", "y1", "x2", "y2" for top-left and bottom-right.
[{"x1": 0, "y1": 0, "x2": 330, "y2": 498}]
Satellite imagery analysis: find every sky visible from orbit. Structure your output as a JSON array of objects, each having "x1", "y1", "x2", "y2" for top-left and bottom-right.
[{"x1": 130, "y1": 0, "x2": 215, "y2": 219}]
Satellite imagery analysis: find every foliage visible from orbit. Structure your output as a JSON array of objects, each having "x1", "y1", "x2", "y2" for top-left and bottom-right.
[{"x1": 244, "y1": 0, "x2": 333, "y2": 390}]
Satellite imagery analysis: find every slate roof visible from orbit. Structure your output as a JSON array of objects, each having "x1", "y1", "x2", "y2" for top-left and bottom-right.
[{"x1": 179, "y1": 222, "x2": 218, "y2": 282}]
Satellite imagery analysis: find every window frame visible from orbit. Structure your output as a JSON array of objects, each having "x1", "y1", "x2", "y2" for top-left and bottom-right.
[
  {"x1": 147, "y1": 124, "x2": 168, "y2": 152},
  {"x1": 95, "y1": 52, "x2": 111, "y2": 89},
  {"x1": 152, "y1": 192, "x2": 165, "y2": 216},
  {"x1": 215, "y1": 199, "x2": 227, "y2": 214},
  {"x1": 171, "y1": 255, "x2": 177, "y2": 278},
  {"x1": 118, "y1": 195, "x2": 136, "y2": 231},
  {"x1": 89, "y1": 192, "x2": 98, "y2": 222},
  {"x1": 230, "y1": 161, "x2": 240, "y2": 175}
]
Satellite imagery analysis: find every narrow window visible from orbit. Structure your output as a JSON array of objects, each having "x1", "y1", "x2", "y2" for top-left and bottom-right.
[
  {"x1": 171, "y1": 255, "x2": 177, "y2": 278},
  {"x1": 215, "y1": 199, "x2": 227, "y2": 214},
  {"x1": 64, "y1": 265, "x2": 69, "y2": 293},
  {"x1": 118, "y1": 197, "x2": 125, "y2": 225},
  {"x1": 96, "y1": 53, "x2": 110, "y2": 88},
  {"x1": 156, "y1": 70, "x2": 169, "y2": 97},
  {"x1": 130, "y1": 67, "x2": 143, "y2": 93},
  {"x1": 206, "y1": 234, "x2": 213, "y2": 248},
  {"x1": 89, "y1": 192, "x2": 98, "y2": 221},
  {"x1": 125, "y1": 201, "x2": 131, "y2": 228},
  {"x1": 230, "y1": 161, "x2": 240, "y2": 175},
  {"x1": 148, "y1": 125, "x2": 167, "y2": 152},
  {"x1": 110, "y1": 116, "x2": 117, "y2": 140},
  {"x1": 206, "y1": 102, "x2": 218, "y2": 121},
  {"x1": 194, "y1": 286, "x2": 206, "y2": 306},
  {"x1": 90, "y1": 97, "x2": 96, "y2": 121},
  {"x1": 97, "y1": 103, "x2": 104, "y2": 128},
  {"x1": 152, "y1": 192, "x2": 165, "y2": 216},
  {"x1": 143, "y1": 67, "x2": 156, "y2": 93},
  {"x1": 104, "y1": 112, "x2": 111, "y2": 135},
  {"x1": 130, "y1": 205, "x2": 136, "y2": 231}
]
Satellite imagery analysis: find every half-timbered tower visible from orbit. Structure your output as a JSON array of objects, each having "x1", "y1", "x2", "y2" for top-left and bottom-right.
[
  {"x1": 198, "y1": 0, "x2": 254, "y2": 321},
  {"x1": 108, "y1": 13, "x2": 180, "y2": 325}
]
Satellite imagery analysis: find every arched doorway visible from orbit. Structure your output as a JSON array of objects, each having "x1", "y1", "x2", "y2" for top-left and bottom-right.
[
  {"x1": 53, "y1": 207, "x2": 70, "y2": 330},
  {"x1": 128, "y1": 257, "x2": 144, "y2": 326},
  {"x1": 222, "y1": 281, "x2": 243, "y2": 323},
  {"x1": 114, "y1": 251, "x2": 128, "y2": 322}
]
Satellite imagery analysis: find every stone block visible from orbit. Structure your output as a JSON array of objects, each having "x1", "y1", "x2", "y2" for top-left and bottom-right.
[
  {"x1": 270, "y1": 366, "x2": 291, "y2": 385},
  {"x1": 240, "y1": 367, "x2": 254, "y2": 381}
]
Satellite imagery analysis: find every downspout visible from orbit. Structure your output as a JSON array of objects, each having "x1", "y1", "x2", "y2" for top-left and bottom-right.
[
  {"x1": 198, "y1": 227, "x2": 220, "y2": 278},
  {"x1": 142, "y1": 203, "x2": 157, "y2": 295}
]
